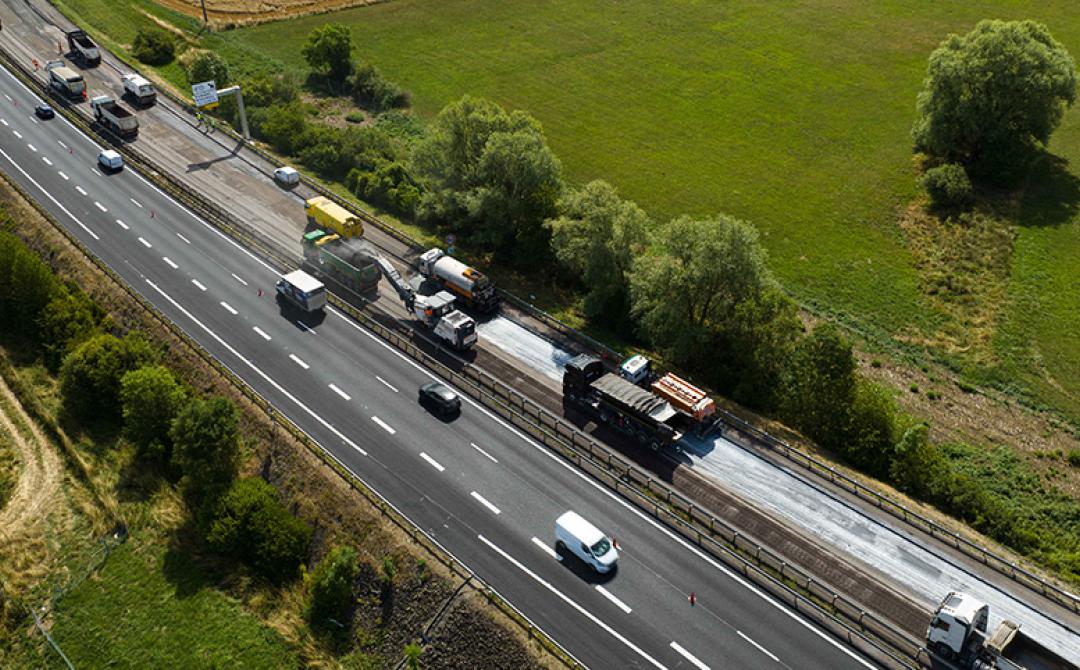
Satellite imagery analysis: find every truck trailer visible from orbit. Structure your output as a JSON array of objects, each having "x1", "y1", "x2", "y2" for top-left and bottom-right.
[
  {"x1": 66, "y1": 30, "x2": 100, "y2": 67},
  {"x1": 46, "y1": 60, "x2": 85, "y2": 99},
  {"x1": 121, "y1": 73, "x2": 156, "y2": 106},
  {"x1": 926, "y1": 592, "x2": 1076, "y2": 670},
  {"x1": 563, "y1": 354, "x2": 689, "y2": 450},
  {"x1": 90, "y1": 95, "x2": 138, "y2": 139},
  {"x1": 305, "y1": 196, "x2": 363, "y2": 240},
  {"x1": 302, "y1": 230, "x2": 381, "y2": 295},
  {"x1": 417, "y1": 248, "x2": 498, "y2": 313}
]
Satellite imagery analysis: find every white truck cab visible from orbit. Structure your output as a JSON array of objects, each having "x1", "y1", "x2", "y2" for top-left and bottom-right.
[
  {"x1": 927, "y1": 592, "x2": 990, "y2": 660},
  {"x1": 276, "y1": 270, "x2": 327, "y2": 313},
  {"x1": 97, "y1": 149, "x2": 123, "y2": 172},
  {"x1": 555, "y1": 511, "x2": 618, "y2": 573}
]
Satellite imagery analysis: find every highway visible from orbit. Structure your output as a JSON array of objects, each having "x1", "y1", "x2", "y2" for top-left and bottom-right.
[{"x1": 0, "y1": 55, "x2": 876, "y2": 669}]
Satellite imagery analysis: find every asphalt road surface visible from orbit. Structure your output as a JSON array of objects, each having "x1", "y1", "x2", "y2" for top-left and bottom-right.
[{"x1": 0, "y1": 58, "x2": 877, "y2": 670}]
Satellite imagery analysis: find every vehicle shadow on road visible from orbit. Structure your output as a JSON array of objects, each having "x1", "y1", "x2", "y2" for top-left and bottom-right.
[{"x1": 554, "y1": 544, "x2": 618, "y2": 585}]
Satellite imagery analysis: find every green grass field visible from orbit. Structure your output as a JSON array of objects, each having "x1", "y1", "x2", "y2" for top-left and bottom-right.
[{"x1": 51, "y1": 0, "x2": 1080, "y2": 419}]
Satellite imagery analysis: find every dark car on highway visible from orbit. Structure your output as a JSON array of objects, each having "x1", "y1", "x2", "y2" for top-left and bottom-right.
[
  {"x1": 34, "y1": 104, "x2": 54, "y2": 119},
  {"x1": 419, "y1": 382, "x2": 461, "y2": 418}
]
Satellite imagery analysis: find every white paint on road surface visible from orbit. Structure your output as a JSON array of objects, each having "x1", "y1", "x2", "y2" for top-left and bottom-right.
[
  {"x1": 26, "y1": 143, "x2": 35, "y2": 152},
  {"x1": 130, "y1": 197, "x2": 142, "y2": 208},
  {"x1": 376, "y1": 376, "x2": 398, "y2": 393},
  {"x1": 420, "y1": 452, "x2": 445, "y2": 472},
  {"x1": 595, "y1": 585, "x2": 632, "y2": 614},
  {"x1": 737, "y1": 631, "x2": 779, "y2": 663},
  {"x1": 470, "y1": 491, "x2": 501, "y2": 515},
  {"x1": 176, "y1": 233, "x2": 191, "y2": 244},
  {"x1": 471, "y1": 442, "x2": 498, "y2": 463},
  {"x1": 252, "y1": 326, "x2": 271, "y2": 341},
  {"x1": 57, "y1": 170, "x2": 68, "y2": 180},
  {"x1": 670, "y1": 641, "x2": 709, "y2": 670},
  {"x1": 12, "y1": 130, "x2": 21, "y2": 139},
  {"x1": 0, "y1": 118, "x2": 6, "y2": 126},
  {"x1": 162, "y1": 257, "x2": 178, "y2": 269},
  {"x1": 115, "y1": 219, "x2": 128, "y2": 230},
  {"x1": 138, "y1": 237, "x2": 152, "y2": 248},
  {"x1": 0, "y1": 147, "x2": 98, "y2": 241},
  {"x1": 94, "y1": 201, "x2": 107, "y2": 212},
  {"x1": 41, "y1": 156, "x2": 51, "y2": 166},
  {"x1": 290, "y1": 354, "x2": 309, "y2": 369},
  {"x1": 56, "y1": 139, "x2": 64, "y2": 148},
  {"x1": 532, "y1": 537, "x2": 559, "y2": 559},
  {"x1": 75, "y1": 185, "x2": 86, "y2": 195},
  {"x1": 231, "y1": 273, "x2": 248, "y2": 286},
  {"x1": 476, "y1": 317, "x2": 574, "y2": 383},
  {"x1": 371, "y1": 415, "x2": 395, "y2": 434},
  {"x1": 220, "y1": 301, "x2": 238, "y2": 315},
  {"x1": 191, "y1": 279, "x2": 207, "y2": 291},
  {"x1": 329, "y1": 383, "x2": 351, "y2": 401},
  {"x1": 479, "y1": 535, "x2": 667, "y2": 669}
]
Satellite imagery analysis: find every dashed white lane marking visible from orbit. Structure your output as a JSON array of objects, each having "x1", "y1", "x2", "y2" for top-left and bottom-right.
[
  {"x1": 420, "y1": 452, "x2": 445, "y2": 472},
  {"x1": 296, "y1": 320, "x2": 315, "y2": 333},
  {"x1": 130, "y1": 197, "x2": 142, "y2": 208},
  {"x1": 595, "y1": 585, "x2": 632, "y2": 614},
  {"x1": 371, "y1": 415, "x2": 395, "y2": 434},
  {"x1": 531, "y1": 537, "x2": 559, "y2": 560},
  {"x1": 94, "y1": 201, "x2": 107, "y2": 212},
  {"x1": 162, "y1": 257, "x2": 178, "y2": 269},
  {"x1": 375, "y1": 376, "x2": 398, "y2": 393},
  {"x1": 252, "y1": 326, "x2": 271, "y2": 341},
  {"x1": 30, "y1": 117, "x2": 38, "y2": 125},
  {"x1": 176, "y1": 232, "x2": 190, "y2": 244},
  {"x1": 115, "y1": 219, "x2": 128, "y2": 230},
  {"x1": 191, "y1": 279, "x2": 207, "y2": 291},
  {"x1": 479, "y1": 535, "x2": 666, "y2": 669},
  {"x1": 328, "y1": 383, "x2": 351, "y2": 400},
  {"x1": 57, "y1": 170, "x2": 68, "y2": 180},
  {"x1": 11, "y1": 130, "x2": 21, "y2": 139},
  {"x1": 41, "y1": 156, "x2": 51, "y2": 166},
  {"x1": 3, "y1": 94, "x2": 9, "y2": 101},
  {"x1": 670, "y1": 642, "x2": 709, "y2": 670},
  {"x1": 57, "y1": 139, "x2": 65, "y2": 148},
  {"x1": 92, "y1": 169, "x2": 101, "y2": 177},
  {"x1": 26, "y1": 143, "x2": 35, "y2": 152},
  {"x1": 289, "y1": 354, "x2": 309, "y2": 369},
  {"x1": 138, "y1": 237, "x2": 151, "y2": 248},
  {"x1": 231, "y1": 273, "x2": 248, "y2": 286},
  {"x1": 470, "y1": 491, "x2": 501, "y2": 515},
  {"x1": 75, "y1": 185, "x2": 86, "y2": 195},
  {"x1": 220, "y1": 301, "x2": 238, "y2": 315},
  {"x1": 0, "y1": 147, "x2": 98, "y2": 241},
  {"x1": 0, "y1": 118, "x2": 7, "y2": 126},
  {"x1": 470, "y1": 442, "x2": 498, "y2": 463},
  {"x1": 737, "y1": 631, "x2": 779, "y2": 663}
]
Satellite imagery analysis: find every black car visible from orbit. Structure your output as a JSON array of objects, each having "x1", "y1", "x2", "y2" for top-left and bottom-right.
[
  {"x1": 419, "y1": 382, "x2": 461, "y2": 417},
  {"x1": 34, "y1": 104, "x2": 54, "y2": 120}
]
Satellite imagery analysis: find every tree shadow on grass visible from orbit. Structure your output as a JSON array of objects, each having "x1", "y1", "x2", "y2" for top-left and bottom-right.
[{"x1": 1017, "y1": 152, "x2": 1080, "y2": 228}]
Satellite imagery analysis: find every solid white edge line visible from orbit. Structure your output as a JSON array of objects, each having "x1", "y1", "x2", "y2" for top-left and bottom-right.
[
  {"x1": 289, "y1": 354, "x2": 309, "y2": 369},
  {"x1": 231, "y1": 273, "x2": 248, "y2": 286},
  {"x1": 191, "y1": 279, "x2": 207, "y2": 291},
  {"x1": 144, "y1": 279, "x2": 367, "y2": 457},
  {"x1": 479, "y1": 535, "x2": 667, "y2": 669},
  {"x1": 470, "y1": 491, "x2": 501, "y2": 515},
  {"x1": 470, "y1": 442, "x2": 498, "y2": 464},
  {"x1": 0, "y1": 147, "x2": 99, "y2": 240},
  {"x1": 162, "y1": 257, "x2": 178, "y2": 269},
  {"x1": 328, "y1": 383, "x2": 351, "y2": 401},
  {"x1": 737, "y1": 631, "x2": 780, "y2": 663},
  {"x1": 419, "y1": 452, "x2": 445, "y2": 472},
  {"x1": 531, "y1": 537, "x2": 559, "y2": 560},
  {"x1": 252, "y1": 326, "x2": 271, "y2": 341},
  {"x1": 669, "y1": 641, "x2": 709, "y2": 670},
  {"x1": 371, "y1": 415, "x2": 395, "y2": 434},
  {"x1": 375, "y1": 375, "x2": 399, "y2": 393},
  {"x1": 594, "y1": 585, "x2": 632, "y2": 614},
  {"x1": 220, "y1": 301, "x2": 237, "y2": 315}
]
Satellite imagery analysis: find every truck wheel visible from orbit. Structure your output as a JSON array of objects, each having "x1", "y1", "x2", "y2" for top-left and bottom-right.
[{"x1": 555, "y1": 540, "x2": 565, "y2": 553}]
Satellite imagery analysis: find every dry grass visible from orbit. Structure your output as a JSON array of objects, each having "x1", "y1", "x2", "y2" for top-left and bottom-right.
[{"x1": 153, "y1": 0, "x2": 384, "y2": 27}]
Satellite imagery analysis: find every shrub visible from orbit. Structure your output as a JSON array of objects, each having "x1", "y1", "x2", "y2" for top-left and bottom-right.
[
  {"x1": 186, "y1": 50, "x2": 230, "y2": 88},
  {"x1": 39, "y1": 284, "x2": 104, "y2": 371},
  {"x1": 120, "y1": 365, "x2": 186, "y2": 461},
  {"x1": 207, "y1": 478, "x2": 312, "y2": 582},
  {"x1": 347, "y1": 161, "x2": 421, "y2": 215},
  {"x1": 349, "y1": 62, "x2": 409, "y2": 112},
  {"x1": 60, "y1": 333, "x2": 155, "y2": 423},
  {"x1": 0, "y1": 231, "x2": 59, "y2": 341},
  {"x1": 922, "y1": 163, "x2": 972, "y2": 208},
  {"x1": 257, "y1": 102, "x2": 308, "y2": 155},
  {"x1": 132, "y1": 27, "x2": 175, "y2": 65},
  {"x1": 345, "y1": 110, "x2": 365, "y2": 124},
  {"x1": 170, "y1": 396, "x2": 240, "y2": 502},
  {"x1": 1068, "y1": 450, "x2": 1080, "y2": 468},
  {"x1": 307, "y1": 545, "x2": 359, "y2": 625}
]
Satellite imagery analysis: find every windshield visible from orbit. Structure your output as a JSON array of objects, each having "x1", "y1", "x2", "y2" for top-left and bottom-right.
[
  {"x1": 590, "y1": 538, "x2": 611, "y2": 556},
  {"x1": 460, "y1": 321, "x2": 475, "y2": 337}
]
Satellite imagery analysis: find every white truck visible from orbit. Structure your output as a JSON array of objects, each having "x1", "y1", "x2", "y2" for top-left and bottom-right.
[
  {"x1": 66, "y1": 30, "x2": 100, "y2": 67},
  {"x1": 90, "y1": 95, "x2": 138, "y2": 139},
  {"x1": 276, "y1": 270, "x2": 327, "y2": 313},
  {"x1": 121, "y1": 74, "x2": 156, "y2": 106},
  {"x1": 46, "y1": 60, "x2": 85, "y2": 99},
  {"x1": 417, "y1": 248, "x2": 499, "y2": 313},
  {"x1": 927, "y1": 592, "x2": 1076, "y2": 670},
  {"x1": 374, "y1": 256, "x2": 477, "y2": 351}
]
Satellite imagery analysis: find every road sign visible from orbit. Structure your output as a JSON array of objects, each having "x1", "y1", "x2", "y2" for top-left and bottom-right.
[{"x1": 192, "y1": 80, "x2": 218, "y2": 108}]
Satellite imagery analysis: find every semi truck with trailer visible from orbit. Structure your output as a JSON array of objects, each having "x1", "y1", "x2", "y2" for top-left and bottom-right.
[
  {"x1": 618, "y1": 355, "x2": 717, "y2": 423},
  {"x1": 305, "y1": 196, "x2": 363, "y2": 240},
  {"x1": 46, "y1": 60, "x2": 85, "y2": 99},
  {"x1": 121, "y1": 73, "x2": 156, "y2": 106},
  {"x1": 302, "y1": 230, "x2": 381, "y2": 295},
  {"x1": 417, "y1": 248, "x2": 498, "y2": 313},
  {"x1": 66, "y1": 30, "x2": 100, "y2": 67},
  {"x1": 90, "y1": 95, "x2": 138, "y2": 139},
  {"x1": 926, "y1": 592, "x2": 1076, "y2": 670}
]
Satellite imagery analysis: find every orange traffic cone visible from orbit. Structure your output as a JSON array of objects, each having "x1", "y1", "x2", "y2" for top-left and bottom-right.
[{"x1": 688, "y1": 592, "x2": 696, "y2": 606}]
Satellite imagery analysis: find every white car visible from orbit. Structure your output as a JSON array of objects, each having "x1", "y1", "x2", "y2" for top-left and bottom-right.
[
  {"x1": 273, "y1": 166, "x2": 299, "y2": 187},
  {"x1": 97, "y1": 149, "x2": 123, "y2": 172}
]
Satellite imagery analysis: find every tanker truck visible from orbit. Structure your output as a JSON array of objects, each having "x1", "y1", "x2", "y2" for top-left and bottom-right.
[
  {"x1": 301, "y1": 229, "x2": 381, "y2": 295},
  {"x1": 417, "y1": 248, "x2": 498, "y2": 313}
]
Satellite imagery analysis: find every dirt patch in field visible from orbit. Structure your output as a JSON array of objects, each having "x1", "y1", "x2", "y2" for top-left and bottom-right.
[{"x1": 153, "y1": 0, "x2": 384, "y2": 27}]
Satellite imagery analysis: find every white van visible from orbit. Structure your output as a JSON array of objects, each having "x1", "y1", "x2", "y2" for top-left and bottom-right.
[
  {"x1": 555, "y1": 511, "x2": 618, "y2": 573},
  {"x1": 274, "y1": 166, "x2": 300, "y2": 187},
  {"x1": 276, "y1": 269, "x2": 327, "y2": 313},
  {"x1": 97, "y1": 149, "x2": 123, "y2": 172}
]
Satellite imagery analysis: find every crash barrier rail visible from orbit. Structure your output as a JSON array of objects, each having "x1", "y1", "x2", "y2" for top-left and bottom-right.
[
  {"x1": 0, "y1": 44, "x2": 925, "y2": 667},
  {"x1": 17, "y1": 6, "x2": 1079, "y2": 618}
]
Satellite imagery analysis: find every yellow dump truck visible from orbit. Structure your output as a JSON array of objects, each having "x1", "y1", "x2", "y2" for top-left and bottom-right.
[{"x1": 304, "y1": 197, "x2": 363, "y2": 240}]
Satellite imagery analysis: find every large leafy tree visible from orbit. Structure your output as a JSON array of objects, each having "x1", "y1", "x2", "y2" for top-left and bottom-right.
[
  {"x1": 170, "y1": 396, "x2": 240, "y2": 502},
  {"x1": 120, "y1": 365, "x2": 187, "y2": 461},
  {"x1": 301, "y1": 24, "x2": 354, "y2": 82},
  {"x1": 548, "y1": 180, "x2": 650, "y2": 322},
  {"x1": 779, "y1": 323, "x2": 857, "y2": 450},
  {"x1": 913, "y1": 19, "x2": 1077, "y2": 182},
  {"x1": 60, "y1": 333, "x2": 155, "y2": 423}
]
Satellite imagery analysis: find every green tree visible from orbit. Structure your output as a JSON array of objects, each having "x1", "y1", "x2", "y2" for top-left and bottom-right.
[
  {"x1": 120, "y1": 365, "x2": 187, "y2": 461},
  {"x1": 307, "y1": 545, "x2": 359, "y2": 625},
  {"x1": 170, "y1": 396, "x2": 240, "y2": 502},
  {"x1": 845, "y1": 381, "x2": 899, "y2": 477},
  {"x1": 207, "y1": 477, "x2": 312, "y2": 582},
  {"x1": 38, "y1": 284, "x2": 103, "y2": 370},
  {"x1": 0, "y1": 231, "x2": 59, "y2": 341},
  {"x1": 779, "y1": 324, "x2": 857, "y2": 451},
  {"x1": 301, "y1": 24, "x2": 354, "y2": 83},
  {"x1": 890, "y1": 423, "x2": 944, "y2": 498},
  {"x1": 132, "y1": 27, "x2": 175, "y2": 65},
  {"x1": 349, "y1": 62, "x2": 409, "y2": 111},
  {"x1": 60, "y1": 333, "x2": 155, "y2": 423},
  {"x1": 258, "y1": 103, "x2": 308, "y2": 155},
  {"x1": 548, "y1": 180, "x2": 649, "y2": 322},
  {"x1": 913, "y1": 20, "x2": 1077, "y2": 182},
  {"x1": 187, "y1": 50, "x2": 230, "y2": 88},
  {"x1": 922, "y1": 163, "x2": 972, "y2": 208}
]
